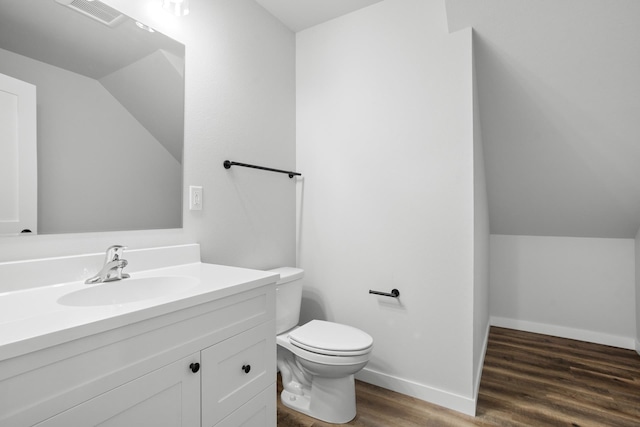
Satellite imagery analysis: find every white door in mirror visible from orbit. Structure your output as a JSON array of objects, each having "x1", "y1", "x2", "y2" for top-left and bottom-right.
[
  {"x1": 189, "y1": 186, "x2": 203, "y2": 211},
  {"x1": 0, "y1": 73, "x2": 37, "y2": 235}
]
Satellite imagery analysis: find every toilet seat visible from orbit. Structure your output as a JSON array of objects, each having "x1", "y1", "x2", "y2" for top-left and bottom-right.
[
  {"x1": 278, "y1": 333, "x2": 371, "y2": 367},
  {"x1": 289, "y1": 320, "x2": 373, "y2": 357}
]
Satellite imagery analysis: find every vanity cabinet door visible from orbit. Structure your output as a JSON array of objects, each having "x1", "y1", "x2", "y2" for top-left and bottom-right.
[
  {"x1": 215, "y1": 383, "x2": 276, "y2": 427},
  {"x1": 201, "y1": 321, "x2": 276, "y2": 427},
  {"x1": 34, "y1": 354, "x2": 200, "y2": 427}
]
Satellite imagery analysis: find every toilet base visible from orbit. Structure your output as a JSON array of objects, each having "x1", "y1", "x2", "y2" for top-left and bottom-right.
[{"x1": 280, "y1": 375, "x2": 356, "y2": 424}]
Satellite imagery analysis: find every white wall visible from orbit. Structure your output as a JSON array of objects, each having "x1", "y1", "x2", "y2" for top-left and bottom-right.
[
  {"x1": 472, "y1": 34, "x2": 490, "y2": 400},
  {"x1": 175, "y1": 0, "x2": 296, "y2": 269},
  {"x1": 296, "y1": 0, "x2": 479, "y2": 415},
  {"x1": 490, "y1": 234, "x2": 636, "y2": 349},
  {"x1": 0, "y1": 0, "x2": 295, "y2": 271},
  {"x1": 635, "y1": 227, "x2": 640, "y2": 355}
]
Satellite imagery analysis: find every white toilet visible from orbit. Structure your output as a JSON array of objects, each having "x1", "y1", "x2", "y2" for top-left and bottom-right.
[{"x1": 270, "y1": 267, "x2": 373, "y2": 424}]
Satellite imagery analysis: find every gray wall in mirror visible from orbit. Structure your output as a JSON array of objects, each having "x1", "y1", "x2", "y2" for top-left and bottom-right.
[{"x1": 0, "y1": 0, "x2": 185, "y2": 234}]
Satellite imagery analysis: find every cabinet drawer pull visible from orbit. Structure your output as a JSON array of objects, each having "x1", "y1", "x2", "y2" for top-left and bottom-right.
[
  {"x1": 190, "y1": 362, "x2": 200, "y2": 373},
  {"x1": 242, "y1": 364, "x2": 251, "y2": 374}
]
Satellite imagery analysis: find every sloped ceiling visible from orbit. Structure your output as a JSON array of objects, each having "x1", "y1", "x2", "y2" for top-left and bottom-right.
[
  {"x1": 0, "y1": 0, "x2": 185, "y2": 163},
  {"x1": 446, "y1": 0, "x2": 640, "y2": 238},
  {"x1": 0, "y1": 0, "x2": 182, "y2": 79},
  {"x1": 100, "y1": 50, "x2": 185, "y2": 163}
]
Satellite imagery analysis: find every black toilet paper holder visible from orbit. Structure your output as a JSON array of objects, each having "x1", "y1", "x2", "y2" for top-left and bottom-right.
[{"x1": 369, "y1": 289, "x2": 400, "y2": 298}]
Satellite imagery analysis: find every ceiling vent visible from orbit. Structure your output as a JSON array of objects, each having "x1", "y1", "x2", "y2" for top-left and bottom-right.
[{"x1": 55, "y1": 0, "x2": 126, "y2": 27}]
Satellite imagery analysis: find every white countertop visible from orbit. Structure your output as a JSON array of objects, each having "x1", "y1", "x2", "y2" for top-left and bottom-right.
[{"x1": 0, "y1": 262, "x2": 279, "y2": 362}]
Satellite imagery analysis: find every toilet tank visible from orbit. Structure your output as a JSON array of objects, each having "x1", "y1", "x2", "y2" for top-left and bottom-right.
[{"x1": 269, "y1": 267, "x2": 304, "y2": 334}]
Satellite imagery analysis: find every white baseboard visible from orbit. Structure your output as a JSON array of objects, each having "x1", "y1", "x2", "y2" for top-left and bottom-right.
[
  {"x1": 636, "y1": 339, "x2": 640, "y2": 356},
  {"x1": 355, "y1": 368, "x2": 476, "y2": 416},
  {"x1": 355, "y1": 322, "x2": 489, "y2": 417},
  {"x1": 490, "y1": 316, "x2": 636, "y2": 350},
  {"x1": 472, "y1": 321, "x2": 490, "y2": 412}
]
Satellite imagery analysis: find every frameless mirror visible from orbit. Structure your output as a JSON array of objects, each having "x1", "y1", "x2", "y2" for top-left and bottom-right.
[{"x1": 0, "y1": 0, "x2": 184, "y2": 235}]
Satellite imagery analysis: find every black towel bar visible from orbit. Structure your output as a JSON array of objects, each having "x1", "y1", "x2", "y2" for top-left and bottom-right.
[
  {"x1": 223, "y1": 160, "x2": 301, "y2": 178},
  {"x1": 369, "y1": 289, "x2": 400, "y2": 298}
]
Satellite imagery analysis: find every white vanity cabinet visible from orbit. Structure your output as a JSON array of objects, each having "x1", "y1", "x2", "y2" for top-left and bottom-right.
[{"x1": 0, "y1": 283, "x2": 277, "y2": 427}]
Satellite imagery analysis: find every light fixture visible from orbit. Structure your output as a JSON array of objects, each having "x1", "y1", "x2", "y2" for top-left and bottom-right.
[
  {"x1": 135, "y1": 21, "x2": 155, "y2": 32},
  {"x1": 162, "y1": 0, "x2": 189, "y2": 17}
]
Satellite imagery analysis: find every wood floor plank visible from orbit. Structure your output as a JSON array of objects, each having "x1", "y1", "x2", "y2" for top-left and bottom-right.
[{"x1": 277, "y1": 327, "x2": 640, "y2": 426}]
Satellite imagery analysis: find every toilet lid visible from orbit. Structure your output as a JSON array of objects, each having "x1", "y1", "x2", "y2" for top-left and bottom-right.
[{"x1": 289, "y1": 320, "x2": 373, "y2": 356}]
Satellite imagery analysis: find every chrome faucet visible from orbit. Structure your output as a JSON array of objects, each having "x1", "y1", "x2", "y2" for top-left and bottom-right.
[{"x1": 85, "y1": 245, "x2": 130, "y2": 284}]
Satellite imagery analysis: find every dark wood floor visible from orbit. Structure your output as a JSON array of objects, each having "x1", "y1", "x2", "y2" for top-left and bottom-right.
[{"x1": 277, "y1": 327, "x2": 640, "y2": 426}]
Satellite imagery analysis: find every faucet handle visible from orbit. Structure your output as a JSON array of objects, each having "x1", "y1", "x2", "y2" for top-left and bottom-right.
[{"x1": 105, "y1": 245, "x2": 127, "y2": 262}]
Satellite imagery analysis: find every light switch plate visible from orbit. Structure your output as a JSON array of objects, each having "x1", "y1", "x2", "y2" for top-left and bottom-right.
[{"x1": 189, "y1": 186, "x2": 203, "y2": 211}]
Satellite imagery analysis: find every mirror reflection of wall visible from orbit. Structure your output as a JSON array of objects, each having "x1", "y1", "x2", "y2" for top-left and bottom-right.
[{"x1": 0, "y1": 0, "x2": 185, "y2": 235}]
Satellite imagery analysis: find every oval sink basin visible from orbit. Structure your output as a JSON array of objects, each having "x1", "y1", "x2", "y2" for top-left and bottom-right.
[{"x1": 58, "y1": 276, "x2": 199, "y2": 307}]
